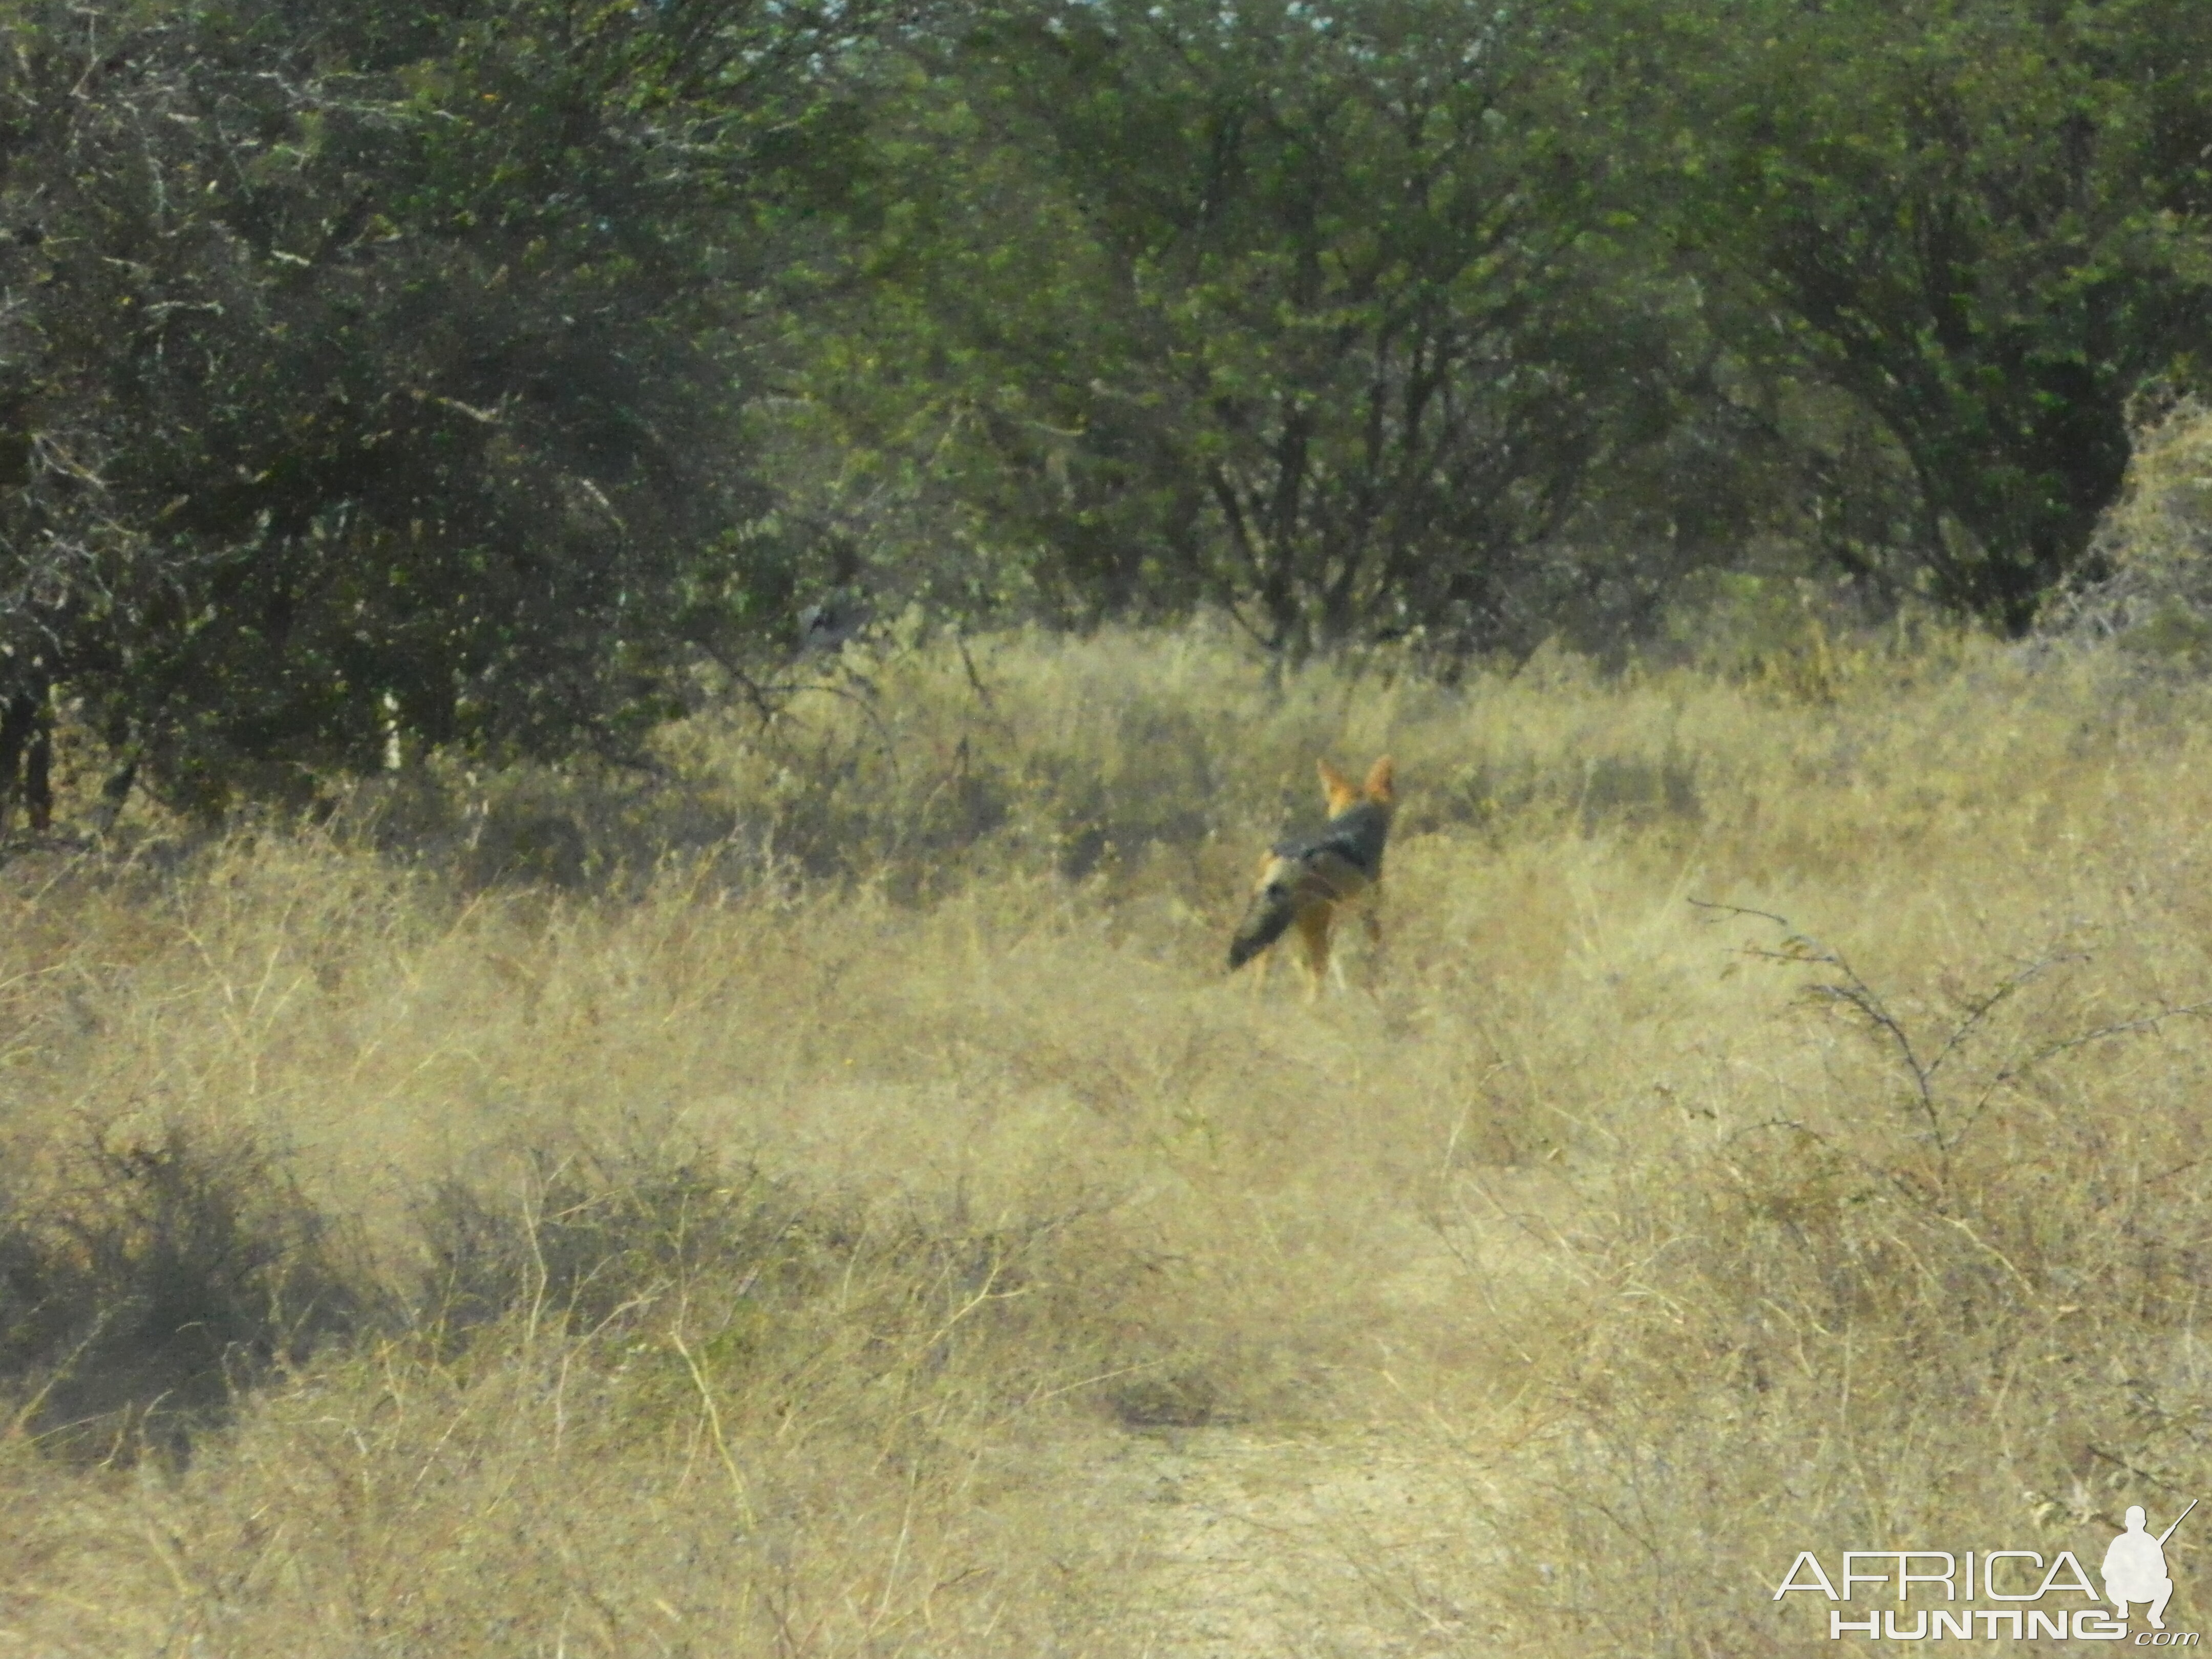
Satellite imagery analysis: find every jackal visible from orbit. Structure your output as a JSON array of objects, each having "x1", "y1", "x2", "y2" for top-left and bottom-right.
[{"x1": 1227, "y1": 756, "x2": 1395, "y2": 998}]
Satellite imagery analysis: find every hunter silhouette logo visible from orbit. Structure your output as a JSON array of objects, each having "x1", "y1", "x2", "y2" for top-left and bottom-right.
[
  {"x1": 1774, "y1": 1501, "x2": 2201, "y2": 1642},
  {"x1": 2106, "y1": 1501, "x2": 2195, "y2": 1632}
]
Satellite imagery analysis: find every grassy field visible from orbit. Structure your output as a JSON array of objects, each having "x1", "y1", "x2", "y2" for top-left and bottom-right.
[{"x1": 4, "y1": 620, "x2": 2212, "y2": 1654}]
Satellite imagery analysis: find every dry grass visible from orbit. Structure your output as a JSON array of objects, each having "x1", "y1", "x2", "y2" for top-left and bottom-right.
[
  {"x1": 4, "y1": 621, "x2": 2212, "y2": 1653},
  {"x1": 2046, "y1": 395, "x2": 2212, "y2": 664}
]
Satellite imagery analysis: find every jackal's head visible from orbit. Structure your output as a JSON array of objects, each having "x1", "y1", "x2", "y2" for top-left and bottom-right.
[{"x1": 1318, "y1": 756, "x2": 1395, "y2": 818}]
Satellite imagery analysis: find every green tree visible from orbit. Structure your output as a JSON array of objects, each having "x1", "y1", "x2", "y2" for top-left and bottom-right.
[
  {"x1": 1665, "y1": 0, "x2": 2212, "y2": 629},
  {"x1": 812, "y1": 0, "x2": 1682, "y2": 658},
  {"x1": 0, "y1": 0, "x2": 875, "y2": 814}
]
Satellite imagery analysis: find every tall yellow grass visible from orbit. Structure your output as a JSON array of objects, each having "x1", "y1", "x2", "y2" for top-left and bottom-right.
[{"x1": 3, "y1": 623, "x2": 2210, "y2": 1653}]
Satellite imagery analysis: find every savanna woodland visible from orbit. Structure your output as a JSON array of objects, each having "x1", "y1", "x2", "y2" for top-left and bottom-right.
[{"x1": 7, "y1": 0, "x2": 2212, "y2": 1653}]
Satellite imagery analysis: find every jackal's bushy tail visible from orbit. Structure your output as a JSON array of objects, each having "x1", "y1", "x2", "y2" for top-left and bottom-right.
[{"x1": 1227, "y1": 870, "x2": 1300, "y2": 970}]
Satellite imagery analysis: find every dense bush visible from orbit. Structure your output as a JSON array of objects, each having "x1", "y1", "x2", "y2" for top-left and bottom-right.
[{"x1": 4, "y1": 0, "x2": 2211, "y2": 818}]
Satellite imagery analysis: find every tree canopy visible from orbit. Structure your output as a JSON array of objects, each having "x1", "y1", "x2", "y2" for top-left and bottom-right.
[
  {"x1": 0, "y1": 0, "x2": 871, "y2": 811},
  {"x1": 3, "y1": 0, "x2": 2210, "y2": 815}
]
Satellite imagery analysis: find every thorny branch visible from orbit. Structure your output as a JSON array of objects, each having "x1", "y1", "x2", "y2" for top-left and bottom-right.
[{"x1": 1689, "y1": 898, "x2": 2212, "y2": 1170}]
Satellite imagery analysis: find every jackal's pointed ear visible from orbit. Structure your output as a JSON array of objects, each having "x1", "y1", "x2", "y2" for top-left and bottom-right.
[
  {"x1": 1317, "y1": 758, "x2": 1356, "y2": 810},
  {"x1": 1364, "y1": 756, "x2": 1395, "y2": 802}
]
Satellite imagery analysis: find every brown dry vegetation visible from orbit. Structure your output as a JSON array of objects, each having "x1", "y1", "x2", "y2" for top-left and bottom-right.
[{"x1": 5, "y1": 618, "x2": 2212, "y2": 1654}]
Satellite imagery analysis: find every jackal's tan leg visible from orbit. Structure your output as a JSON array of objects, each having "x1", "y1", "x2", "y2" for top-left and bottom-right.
[{"x1": 1295, "y1": 908, "x2": 1333, "y2": 1003}]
